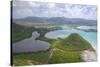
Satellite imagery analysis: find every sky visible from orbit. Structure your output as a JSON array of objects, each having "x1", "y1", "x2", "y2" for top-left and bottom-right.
[{"x1": 12, "y1": 0, "x2": 97, "y2": 20}]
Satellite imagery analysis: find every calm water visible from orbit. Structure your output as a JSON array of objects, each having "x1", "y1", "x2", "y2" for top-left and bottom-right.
[
  {"x1": 45, "y1": 26, "x2": 97, "y2": 49},
  {"x1": 77, "y1": 26, "x2": 97, "y2": 30},
  {"x1": 13, "y1": 32, "x2": 50, "y2": 53}
]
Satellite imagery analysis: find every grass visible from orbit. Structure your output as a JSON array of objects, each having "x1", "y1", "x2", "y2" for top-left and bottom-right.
[
  {"x1": 48, "y1": 49, "x2": 82, "y2": 64},
  {"x1": 13, "y1": 51, "x2": 51, "y2": 66},
  {"x1": 54, "y1": 33, "x2": 93, "y2": 51}
]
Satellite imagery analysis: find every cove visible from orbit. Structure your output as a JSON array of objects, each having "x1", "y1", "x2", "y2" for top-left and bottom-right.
[{"x1": 45, "y1": 26, "x2": 97, "y2": 49}]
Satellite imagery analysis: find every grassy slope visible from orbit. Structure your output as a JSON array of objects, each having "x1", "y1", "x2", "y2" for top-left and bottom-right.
[
  {"x1": 13, "y1": 51, "x2": 51, "y2": 66},
  {"x1": 48, "y1": 49, "x2": 82, "y2": 63},
  {"x1": 54, "y1": 33, "x2": 93, "y2": 51}
]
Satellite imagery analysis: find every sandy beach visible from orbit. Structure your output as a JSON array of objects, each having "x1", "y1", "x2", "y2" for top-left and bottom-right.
[{"x1": 81, "y1": 50, "x2": 97, "y2": 62}]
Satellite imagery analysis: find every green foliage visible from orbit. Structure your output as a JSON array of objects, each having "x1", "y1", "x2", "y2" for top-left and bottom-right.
[
  {"x1": 48, "y1": 49, "x2": 82, "y2": 63},
  {"x1": 13, "y1": 51, "x2": 51, "y2": 66},
  {"x1": 54, "y1": 33, "x2": 93, "y2": 51},
  {"x1": 12, "y1": 23, "x2": 34, "y2": 43}
]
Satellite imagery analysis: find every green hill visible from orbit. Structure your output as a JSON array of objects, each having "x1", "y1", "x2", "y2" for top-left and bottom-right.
[
  {"x1": 48, "y1": 33, "x2": 94, "y2": 63},
  {"x1": 54, "y1": 33, "x2": 93, "y2": 51}
]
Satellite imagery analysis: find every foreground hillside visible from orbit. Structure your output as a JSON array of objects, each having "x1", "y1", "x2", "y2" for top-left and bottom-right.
[{"x1": 12, "y1": 23, "x2": 95, "y2": 66}]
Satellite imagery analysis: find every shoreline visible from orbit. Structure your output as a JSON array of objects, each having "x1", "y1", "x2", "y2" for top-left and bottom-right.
[{"x1": 81, "y1": 50, "x2": 97, "y2": 62}]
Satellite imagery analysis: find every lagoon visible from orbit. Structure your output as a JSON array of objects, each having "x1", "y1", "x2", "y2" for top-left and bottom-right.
[
  {"x1": 45, "y1": 26, "x2": 97, "y2": 49},
  {"x1": 77, "y1": 26, "x2": 97, "y2": 30},
  {"x1": 13, "y1": 31, "x2": 50, "y2": 53}
]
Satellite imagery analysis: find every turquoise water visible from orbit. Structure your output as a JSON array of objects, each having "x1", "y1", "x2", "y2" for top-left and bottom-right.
[
  {"x1": 45, "y1": 26, "x2": 97, "y2": 49},
  {"x1": 77, "y1": 26, "x2": 97, "y2": 30}
]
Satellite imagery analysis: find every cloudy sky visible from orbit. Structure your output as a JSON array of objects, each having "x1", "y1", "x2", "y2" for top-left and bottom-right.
[{"x1": 12, "y1": 1, "x2": 97, "y2": 20}]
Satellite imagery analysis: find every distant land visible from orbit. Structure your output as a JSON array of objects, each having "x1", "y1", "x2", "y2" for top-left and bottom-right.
[{"x1": 13, "y1": 17, "x2": 97, "y2": 26}]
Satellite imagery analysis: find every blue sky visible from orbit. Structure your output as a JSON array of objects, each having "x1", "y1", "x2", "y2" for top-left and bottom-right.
[{"x1": 12, "y1": 1, "x2": 97, "y2": 20}]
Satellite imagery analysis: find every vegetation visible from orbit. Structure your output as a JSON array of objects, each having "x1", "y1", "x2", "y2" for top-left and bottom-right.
[
  {"x1": 54, "y1": 33, "x2": 93, "y2": 51},
  {"x1": 12, "y1": 23, "x2": 54, "y2": 43},
  {"x1": 48, "y1": 49, "x2": 82, "y2": 63},
  {"x1": 12, "y1": 23, "x2": 94, "y2": 66},
  {"x1": 13, "y1": 51, "x2": 51, "y2": 66},
  {"x1": 12, "y1": 23, "x2": 34, "y2": 43},
  {"x1": 47, "y1": 33, "x2": 93, "y2": 64}
]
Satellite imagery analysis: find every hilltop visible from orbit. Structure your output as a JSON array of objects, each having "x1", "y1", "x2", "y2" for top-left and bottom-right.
[{"x1": 54, "y1": 33, "x2": 93, "y2": 51}]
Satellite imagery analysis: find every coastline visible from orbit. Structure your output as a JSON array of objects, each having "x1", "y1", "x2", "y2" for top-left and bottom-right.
[{"x1": 81, "y1": 50, "x2": 97, "y2": 62}]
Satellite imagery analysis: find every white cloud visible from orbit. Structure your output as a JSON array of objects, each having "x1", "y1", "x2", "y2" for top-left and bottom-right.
[
  {"x1": 48, "y1": 3, "x2": 56, "y2": 8},
  {"x1": 12, "y1": 1, "x2": 97, "y2": 20},
  {"x1": 29, "y1": 2, "x2": 40, "y2": 7}
]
